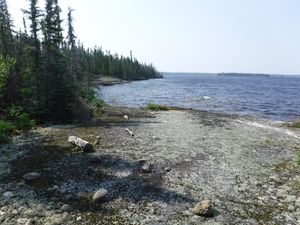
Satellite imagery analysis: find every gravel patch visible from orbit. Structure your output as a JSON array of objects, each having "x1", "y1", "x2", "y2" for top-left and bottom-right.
[{"x1": 0, "y1": 109, "x2": 299, "y2": 224}]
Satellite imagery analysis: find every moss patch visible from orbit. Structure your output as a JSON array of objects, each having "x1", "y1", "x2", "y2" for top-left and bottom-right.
[{"x1": 273, "y1": 161, "x2": 288, "y2": 172}]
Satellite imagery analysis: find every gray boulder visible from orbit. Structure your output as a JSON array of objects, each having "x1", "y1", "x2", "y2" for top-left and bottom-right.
[
  {"x1": 92, "y1": 188, "x2": 108, "y2": 203},
  {"x1": 23, "y1": 172, "x2": 41, "y2": 181},
  {"x1": 192, "y1": 200, "x2": 214, "y2": 217}
]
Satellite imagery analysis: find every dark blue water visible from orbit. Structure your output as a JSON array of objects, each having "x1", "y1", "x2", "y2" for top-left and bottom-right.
[{"x1": 96, "y1": 73, "x2": 300, "y2": 121}]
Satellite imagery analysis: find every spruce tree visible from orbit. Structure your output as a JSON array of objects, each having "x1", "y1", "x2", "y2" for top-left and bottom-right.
[
  {"x1": 67, "y1": 7, "x2": 76, "y2": 50},
  {"x1": 41, "y1": 0, "x2": 74, "y2": 121},
  {"x1": 0, "y1": 0, "x2": 14, "y2": 57},
  {"x1": 23, "y1": 0, "x2": 42, "y2": 67}
]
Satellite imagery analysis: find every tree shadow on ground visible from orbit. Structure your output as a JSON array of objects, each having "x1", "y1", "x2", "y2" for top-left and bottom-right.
[{"x1": 5, "y1": 143, "x2": 195, "y2": 214}]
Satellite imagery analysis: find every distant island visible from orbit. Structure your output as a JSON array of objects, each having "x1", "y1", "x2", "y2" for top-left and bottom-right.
[{"x1": 217, "y1": 73, "x2": 271, "y2": 77}]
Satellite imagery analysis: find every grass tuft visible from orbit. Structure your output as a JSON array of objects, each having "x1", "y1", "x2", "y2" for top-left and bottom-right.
[
  {"x1": 297, "y1": 146, "x2": 300, "y2": 165},
  {"x1": 291, "y1": 118, "x2": 300, "y2": 128},
  {"x1": 146, "y1": 103, "x2": 169, "y2": 111}
]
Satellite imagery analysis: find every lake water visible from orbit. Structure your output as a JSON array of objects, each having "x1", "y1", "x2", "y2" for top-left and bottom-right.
[{"x1": 96, "y1": 73, "x2": 300, "y2": 121}]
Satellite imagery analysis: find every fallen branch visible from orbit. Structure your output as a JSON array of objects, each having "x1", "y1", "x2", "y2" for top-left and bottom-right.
[
  {"x1": 125, "y1": 128, "x2": 134, "y2": 136},
  {"x1": 93, "y1": 136, "x2": 101, "y2": 145}
]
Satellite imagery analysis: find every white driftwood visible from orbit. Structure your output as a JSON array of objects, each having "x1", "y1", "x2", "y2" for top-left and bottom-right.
[
  {"x1": 68, "y1": 136, "x2": 94, "y2": 152},
  {"x1": 125, "y1": 128, "x2": 134, "y2": 136}
]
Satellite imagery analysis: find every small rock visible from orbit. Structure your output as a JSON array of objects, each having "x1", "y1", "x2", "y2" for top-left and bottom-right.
[
  {"x1": 48, "y1": 214, "x2": 64, "y2": 225},
  {"x1": 86, "y1": 166, "x2": 96, "y2": 175},
  {"x1": 60, "y1": 204, "x2": 70, "y2": 211},
  {"x1": 12, "y1": 209, "x2": 18, "y2": 215},
  {"x1": 23, "y1": 172, "x2": 41, "y2": 181},
  {"x1": 88, "y1": 153, "x2": 102, "y2": 163},
  {"x1": 17, "y1": 218, "x2": 28, "y2": 224},
  {"x1": 182, "y1": 210, "x2": 192, "y2": 216},
  {"x1": 165, "y1": 167, "x2": 171, "y2": 172},
  {"x1": 295, "y1": 197, "x2": 300, "y2": 207},
  {"x1": 288, "y1": 205, "x2": 295, "y2": 211},
  {"x1": 92, "y1": 188, "x2": 108, "y2": 203},
  {"x1": 24, "y1": 209, "x2": 34, "y2": 216},
  {"x1": 192, "y1": 200, "x2": 214, "y2": 217},
  {"x1": 3, "y1": 191, "x2": 14, "y2": 198},
  {"x1": 25, "y1": 219, "x2": 36, "y2": 225},
  {"x1": 124, "y1": 115, "x2": 129, "y2": 120},
  {"x1": 76, "y1": 216, "x2": 82, "y2": 221},
  {"x1": 141, "y1": 162, "x2": 152, "y2": 173}
]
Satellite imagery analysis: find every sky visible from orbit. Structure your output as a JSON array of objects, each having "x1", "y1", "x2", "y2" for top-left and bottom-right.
[{"x1": 7, "y1": 0, "x2": 300, "y2": 74}]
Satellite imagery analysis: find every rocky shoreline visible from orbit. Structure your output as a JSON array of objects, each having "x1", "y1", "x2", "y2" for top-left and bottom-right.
[
  {"x1": 0, "y1": 107, "x2": 300, "y2": 225},
  {"x1": 90, "y1": 77, "x2": 130, "y2": 86}
]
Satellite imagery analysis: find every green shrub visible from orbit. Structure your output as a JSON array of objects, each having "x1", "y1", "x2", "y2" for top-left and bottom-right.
[
  {"x1": 147, "y1": 103, "x2": 169, "y2": 111},
  {"x1": 14, "y1": 113, "x2": 36, "y2": 130},
  {"x1": 7, "y1": 105, "x2": 35, "y2": 130},
  {"x1": 82, "y1": 88, "x2": 107, "y2": 117},
  {"x1": 82, "y1": 88, "x2": 97, "y2": 103},
  {"x1": 292, "y1": 119, "x2": 300, "y2": 128},
  {"x1": 0, "y1": 120, "x2": 16, "y2": 144}
]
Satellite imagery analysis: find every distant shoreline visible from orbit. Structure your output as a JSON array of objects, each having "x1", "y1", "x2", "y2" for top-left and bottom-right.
[
  {"x1": 162, "y1": 72, "x2": 300, "y2": 77},
  {"x1": 91, "y1": 76, "x2": 164, "y2": 87},
  {"x1": 217, "y1": 72, "x2": 270, "y2": 77},
  {"x1": 91, "y1": 76, "x2": 130, "y2": 86}
]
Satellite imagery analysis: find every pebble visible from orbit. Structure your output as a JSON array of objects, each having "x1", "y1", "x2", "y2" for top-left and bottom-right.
[
  {"x1": 60, "y1": 204, "x2": 70, "y2": 212},
  {"x1": 288, "y1": 205, "x2": 295, "y2": 211},
  {"x1": 12, "y1": 209, "x2": 18, "y2": 215},
  {"x1": 76, "y1": 216, "x2": 82, "y2": 221},
  {"x1": 26, "y1": 219, "x2": 36, "y2": 225},
  {"x1": 165, "y1": 167, "x2": 171, "y2": 172},
  {"x1": 141, "y1": 162, "x2": 152, "y2": 173}
]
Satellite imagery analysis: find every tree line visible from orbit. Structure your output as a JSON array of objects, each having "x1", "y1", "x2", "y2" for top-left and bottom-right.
[{"x1": 0, "y1": 0, "x2": 161, "y2": 125}]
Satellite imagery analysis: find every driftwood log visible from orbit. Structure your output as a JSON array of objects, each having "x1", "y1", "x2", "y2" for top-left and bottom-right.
[{"x1": 68, "y1": 136, "x2": 94, "y2": 152}]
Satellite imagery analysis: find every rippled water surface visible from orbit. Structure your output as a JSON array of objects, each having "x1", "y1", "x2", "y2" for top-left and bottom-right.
[{"x1": 96, "y1": 73, "x2": 300, "y2": 120}]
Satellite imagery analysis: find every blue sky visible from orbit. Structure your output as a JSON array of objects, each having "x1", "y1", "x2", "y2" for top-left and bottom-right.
[{"x1": 8, "y1": 0, "x2": 300, "y2": 74}]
